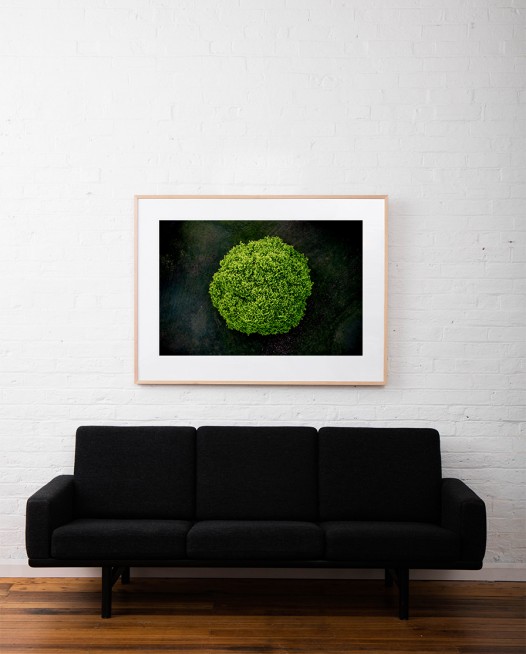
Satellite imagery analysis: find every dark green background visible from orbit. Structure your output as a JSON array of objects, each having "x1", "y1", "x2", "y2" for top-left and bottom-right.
[{"x1": 159, "y1": 220, "x2": 362, "y2": 356}]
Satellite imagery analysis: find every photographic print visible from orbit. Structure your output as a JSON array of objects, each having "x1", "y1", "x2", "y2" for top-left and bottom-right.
[
  {"x1": 135, "y1": 196, "x2": 387, "y2": 384},
  {"x1": 160, "y1": 220, "x2": 362, "y2": 357}
]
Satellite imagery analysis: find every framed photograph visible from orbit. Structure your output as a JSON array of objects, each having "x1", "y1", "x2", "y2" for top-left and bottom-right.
[{"x1": 135, "y1": 195, "x2": 387, "y2": 385}]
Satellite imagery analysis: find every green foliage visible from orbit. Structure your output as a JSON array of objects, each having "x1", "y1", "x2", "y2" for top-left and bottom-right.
[{"x1": 209, "y1": 236, "x2": 313, "y2": 336}]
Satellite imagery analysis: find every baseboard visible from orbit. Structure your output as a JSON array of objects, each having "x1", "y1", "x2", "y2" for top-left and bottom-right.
[{"x1": 1, "y1": 561, "x2": 524, "y2": 581}]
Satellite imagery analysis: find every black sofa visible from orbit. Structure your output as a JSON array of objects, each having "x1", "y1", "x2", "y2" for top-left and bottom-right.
[{"x1": 26, "y1": 426, "x2": 486, "y2": 619}]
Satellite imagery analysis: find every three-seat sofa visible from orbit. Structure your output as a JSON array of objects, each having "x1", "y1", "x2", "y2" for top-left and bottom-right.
[{"x1": 26, "y1": 425, "x2": 487, "y2": 618}]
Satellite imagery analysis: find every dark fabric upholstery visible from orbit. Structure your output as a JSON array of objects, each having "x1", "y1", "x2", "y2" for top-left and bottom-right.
[
  {"x1": 25, "y1": 424, "x2": 487, "y2": 586},
  {"x1": 319, "y1": 427, "x2": 442, "y2": 522},
  {"x1": 323, "y1": 521, "x2": 460, "y2": 563},
  {"x1": 74, "y1": 426, "x2": 195, "y2": 519},
  {"x1": 51, "y1": 519, "x2": 191, "y2": 560},
  {"x1": 196, "y1": 427, "x2": 318, "y2": 520},
  {"x1": 26, "y1": 475, "x2": 75, "y2": 559},
  {"x1": 441, "y1": 478, "x2": 487, "y2": 562},
  {"x1": 187, "y1": 520, "x2": 324, "y2": 560}
]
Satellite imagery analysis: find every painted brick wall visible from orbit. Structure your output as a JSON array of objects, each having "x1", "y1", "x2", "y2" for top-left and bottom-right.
[{"x1": 0, "y1": 0, "x2": 524, "y2": 578}]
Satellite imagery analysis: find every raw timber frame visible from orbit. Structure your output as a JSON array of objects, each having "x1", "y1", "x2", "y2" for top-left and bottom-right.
[{"x1": 135, "y1": 195, "x2": 388, "y2": 385}]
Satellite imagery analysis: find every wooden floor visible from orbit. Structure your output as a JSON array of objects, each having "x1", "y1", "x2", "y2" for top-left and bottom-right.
[{"x1": 0, "y1": 577, "x2": 524, "y2": 653}]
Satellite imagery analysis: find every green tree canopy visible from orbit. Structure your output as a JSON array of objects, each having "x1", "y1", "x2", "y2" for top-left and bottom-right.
[{"x1": 209, "y1": 236, "x2": 313, "y2": 335}]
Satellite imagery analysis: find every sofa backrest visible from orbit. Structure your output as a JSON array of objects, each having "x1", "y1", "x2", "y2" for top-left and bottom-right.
[
  {"x1": 318, "y1": 427, "x2": 442, "y2": 523},
  {"x1": 196, "y1": 426, "x2": 318, "y2": 520},
  {"x1": 74, "y1": 426, "x2": 196, "y2": 519},
  {"x1": 73, "y1": 425, "x2": 443, "y2": 523}
]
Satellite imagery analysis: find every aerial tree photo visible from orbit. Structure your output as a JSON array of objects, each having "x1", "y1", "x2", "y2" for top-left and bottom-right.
[
  {"x1": 159, "y1": 220, "x2": 362, "y2": 356},
  {"x1": 209, "y1": 236, "x2": 313, "y2": 336}
]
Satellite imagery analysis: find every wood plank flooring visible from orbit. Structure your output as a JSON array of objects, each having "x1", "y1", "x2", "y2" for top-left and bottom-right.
[{"x1": 0, "y1": 577, "x2": 524, "y2": 653}]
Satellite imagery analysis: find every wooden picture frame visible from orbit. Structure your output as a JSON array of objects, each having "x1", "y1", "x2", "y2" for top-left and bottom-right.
[{"x1": 135, "y1": 195, "x2": 387, "y2": 385}]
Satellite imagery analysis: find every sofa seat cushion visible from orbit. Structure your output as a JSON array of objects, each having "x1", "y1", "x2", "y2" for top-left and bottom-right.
[
  {"x1": 323, "y1": 522, "x2": 460, "y2": 563},
  {"x1": 51, "y1": 519, "x2": 191, "y2": 560},
  {"x1": 187, "y1": 521, "x2": 324, "y2": 560}
]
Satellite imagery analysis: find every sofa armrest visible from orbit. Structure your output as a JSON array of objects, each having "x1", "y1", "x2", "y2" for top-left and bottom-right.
[
  {"x1": 26, "y1": 475, "x2": 75, "y2": 560},
  {"x1": 441, "y1": 478, "x2": 487, "y2": 564}
]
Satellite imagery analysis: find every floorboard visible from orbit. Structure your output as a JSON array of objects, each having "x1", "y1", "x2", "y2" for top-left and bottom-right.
[{"x1": 0, "y1": 578, "x2": 524, "y2": 654}]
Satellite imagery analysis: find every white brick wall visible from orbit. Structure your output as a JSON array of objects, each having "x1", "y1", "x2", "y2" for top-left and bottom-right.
[{"x1": 0, "y1": 0, "x2": 524, "y2": 579}]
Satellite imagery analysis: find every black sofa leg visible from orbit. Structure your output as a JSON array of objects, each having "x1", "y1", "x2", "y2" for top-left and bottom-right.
[
  {"x1": 121, "y1": 566, "x2": 130, "y2": 585},
  {"x1": 385, "y1": 568, "x2": 409, "y2": 619},
  {"x1": 396, "y1": 568, "x2": 409, "y2": 620},
  {"x1": 101, "y1": 566, "x2": 112, "y2": 618},
  {"x1": 101, "y1": 566, "x2": 129, "y2": 618}
]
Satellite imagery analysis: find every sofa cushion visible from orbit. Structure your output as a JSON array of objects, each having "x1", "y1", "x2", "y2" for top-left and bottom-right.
[
  {"x1": 319, "y1": 427, "x2": 442, "y2": 522},
  {"x1": 196, "y1": 426, "x2": 318, "y2": 520},
  {"x1": 74, "y1": 426, "x2": 195, "y2": 519},
  {"x1": 51, "y1": 519, "x2": 191, "y2": 560},
  {"x1": 323, "y1": 521, "x2": 460, "y2": 563},
  {"x1": 187, "y1": 521, "x2": 324, "y2": 560}
]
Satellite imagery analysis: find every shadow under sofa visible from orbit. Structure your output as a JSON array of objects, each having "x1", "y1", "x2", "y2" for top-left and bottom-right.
[{"x1": 26, "y1": 425, "x2": 487, "y2": 619}]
